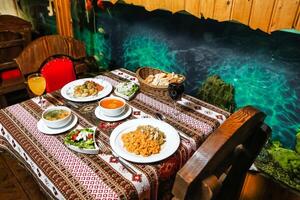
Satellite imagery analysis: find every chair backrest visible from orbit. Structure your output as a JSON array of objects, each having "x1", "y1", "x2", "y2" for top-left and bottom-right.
[
  {"x1": 15, "y1": 35, "x2": 86, "y2": 76},
  {"x1": 40, "y1": 56, "x2": 76, "y2": 93},
  {"x1": 172, "y1": 106, "x2": 271, "y2": 200}
]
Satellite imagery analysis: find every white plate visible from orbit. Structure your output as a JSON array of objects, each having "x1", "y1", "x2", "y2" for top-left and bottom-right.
[
  {"x1": 110, "y1": 118, "x2": 180, "y2": 163},
  {"x1": 94, "y1": 105, "x2": 132, "y2": 122},
  {"x1": 61, "y1": 78, "x2": 113, "y2": 102},
  {"x1": 37, "y1": 115, "x2": 78, "y2": 135}
]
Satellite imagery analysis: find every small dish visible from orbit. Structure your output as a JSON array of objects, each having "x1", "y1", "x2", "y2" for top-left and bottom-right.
[
  {"x1": 95, "y1": 105, "x2": 132, "y2": 122},
  {"x1": 42, "y1": 106, "x2": 72, "y2": 129},
  {"x1": 64, "y1": 127, "x2": 99, "y2": 154},
  {"x1": 114, "y1": 82, "x2": 139, "y2": 100},
  {"x1": 98, "y1": 96, "x2": 126, "y2": 117},
  {"x1": 37, "y1": 115, "x2": 78, "y2": 135}
]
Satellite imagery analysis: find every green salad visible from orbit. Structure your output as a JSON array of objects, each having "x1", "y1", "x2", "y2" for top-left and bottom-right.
[
  {"x1": 64, "y1": 128, "x2": 95, "y2": 149},
  {"x1": 116, "y1": 82, "x2": 139, "y2": 96}
]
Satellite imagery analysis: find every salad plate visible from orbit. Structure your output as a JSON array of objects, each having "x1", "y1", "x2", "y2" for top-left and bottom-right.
[
  {"x1": 110, "y1": 118, "x2": 180, "y2": 163},
  {"x1": 64, "y1": 127, "x2": 99, "y2": 154},
  {"x1": 95, "y1": 105, "x2": 132, "y2": 122},
  {"x1": 61, "y1": 78, "x2": 113, "y2": 102},
  {"x1": 37, "y1": 114, "x2": 78, "y2": 135},
  {"x1": 114, "y1": 82, "x2": 139, "y2": 100}
]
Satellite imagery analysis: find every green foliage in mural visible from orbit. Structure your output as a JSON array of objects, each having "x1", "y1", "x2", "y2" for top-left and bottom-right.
[
  {"x1": 197, "y1": 75, "x2": 236, "y2": 113},
  {"x1": 267, "y1": 141, "x2": 300, "y2": 176},
  {"x1": 71, "y1": 0, "x2": 111, "y2": 70},
  {"x1": 73, "y1": 26, "x2": 110, "y2": 70},
  {"x1": 18, "y1": 0, "x2": 57, "y2": 34},
  {"x1": 123, "y1": 35, "x2": 178, "y2": 73},
  {"x1": 75, "y1": 28, "x2": 110, "y2": 70},
  {"x1": 296, "y1": 130, "x2": 300, "y2": 154},
  {"x1": 256, "y1": 131, "x2": 300, "y2": 191}
]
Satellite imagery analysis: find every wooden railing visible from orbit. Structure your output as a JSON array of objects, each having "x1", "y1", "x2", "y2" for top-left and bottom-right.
[
  {"x1": 109, "y1": 0, "x2": 300, "y2": 33},
  {"x1": 54, "y1": 0, "x2": 300, "y2": 37}
]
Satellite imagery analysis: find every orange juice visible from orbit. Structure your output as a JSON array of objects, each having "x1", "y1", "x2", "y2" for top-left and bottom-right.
[{"x1": 28, "y1": 76, "x2": 46, "y2": 95}]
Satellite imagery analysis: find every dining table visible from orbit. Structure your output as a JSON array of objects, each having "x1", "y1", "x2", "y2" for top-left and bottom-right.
[{"x1": 0, "y1": 68, "x2": 230, "y2": 200}]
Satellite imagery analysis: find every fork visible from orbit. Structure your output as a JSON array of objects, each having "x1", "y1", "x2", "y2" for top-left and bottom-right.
[
  {"x1": 154, "y1": 112, "x2": 190, "y2": 142},
  {"x1": 97, "y1": 139, "x2": 138, "y2": 175}
]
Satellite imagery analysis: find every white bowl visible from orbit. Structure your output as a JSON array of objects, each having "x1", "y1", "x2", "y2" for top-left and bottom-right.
[
  {"x1": 98, "y1": 96, "x2": 126, "y2": 117},
  {"x1": 42, "y1": 106, "x2": 72, "y2": 129}
]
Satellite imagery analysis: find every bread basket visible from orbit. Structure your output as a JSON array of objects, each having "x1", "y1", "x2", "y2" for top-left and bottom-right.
[{"x1": 136, "y1": 67, "x2": 185, "y2": 100}]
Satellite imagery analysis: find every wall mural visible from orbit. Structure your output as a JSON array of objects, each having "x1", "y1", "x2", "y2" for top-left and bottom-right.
[
  {"x1": 18, "y1": 0, "x2": 57, "y2": 36},
  {"x1": 72, "y1": 2, "x2": 300, "y2": 149}
]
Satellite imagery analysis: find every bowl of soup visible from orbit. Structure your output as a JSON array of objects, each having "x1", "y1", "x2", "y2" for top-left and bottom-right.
[
  {"x1": 42, "y1": 106, "x2": 72, "y2": 128},
  {"x1": 99, "y1": 97, "x2": 126, "y2": 117}
]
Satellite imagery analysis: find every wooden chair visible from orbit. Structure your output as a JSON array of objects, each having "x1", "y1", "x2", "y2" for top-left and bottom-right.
[
  {"x1": 172, "y1": 106, "x2": 271, "y2": 200},
  {"x1": 14, "y1": 35, "x2": 87, "y2": 97},
  {"x1": 15, "y1": 34, "x2": 87, "y2": 78}
]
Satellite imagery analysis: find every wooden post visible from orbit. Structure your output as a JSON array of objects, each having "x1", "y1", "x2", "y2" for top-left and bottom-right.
[{"x1": 54, "y1": 0, "x2": 73, "y2": 37}]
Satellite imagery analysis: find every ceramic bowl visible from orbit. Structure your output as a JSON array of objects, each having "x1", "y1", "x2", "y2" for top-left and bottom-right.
[
  {"x1": 98, "y1": 96, "x2": 126, "y2": 117},
  {"x1": 42, "y1": 106, "x2": 72, "y2": 129}
]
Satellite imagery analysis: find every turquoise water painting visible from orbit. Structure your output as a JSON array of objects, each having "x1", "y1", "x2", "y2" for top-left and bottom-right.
[{"x1": 70, "y1": 2, "x2": 300, "y2": 148}]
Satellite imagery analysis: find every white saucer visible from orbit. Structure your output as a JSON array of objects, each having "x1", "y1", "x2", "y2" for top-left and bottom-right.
[
  {"x1": 37, "y1": 115, "x2": 78, "y2": 135},
  {"x1": 95, "y1": 105, "x2": 132, "y2": 122}
]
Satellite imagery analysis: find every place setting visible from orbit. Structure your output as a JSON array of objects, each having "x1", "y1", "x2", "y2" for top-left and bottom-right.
[
  {"x1": 60, "y1": 78, "x2": 113, "y2": 102},
  {"x1": 94, "y1": 96, "x2": 132, "y2": 122},
  {"x1": 109, "y1": 118, "x2": 180, "y2": 163},
  {"x1": 37, "y1": 106, "x2": 78, "y2": 135}
]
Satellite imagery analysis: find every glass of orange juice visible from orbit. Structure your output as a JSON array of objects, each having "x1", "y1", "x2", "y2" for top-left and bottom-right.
[{"x1": 27, "y1": 73, "x2": 46, "y2": 108}]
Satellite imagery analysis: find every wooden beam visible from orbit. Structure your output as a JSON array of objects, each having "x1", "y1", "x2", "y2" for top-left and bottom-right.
[
  {"x1": 185, "y1": 0, "x2": 201, "y2": 17},
  {"x1": 199, "y1": 0, "x2": 215, "y2": 19},
  {"x1": 54, "y1": 0, "x2": 73, "y2": 37},
  {"x1": 213, "y1": 0, "x2": 233, "y2": 22},
  {"x1": 171, "y1": 0, "x2": 185, "y2": 13},
  {"x1": 269, "y1": 0, "x2": 300, "y2": 32},
  {"x1": 249, "y1": 0, "x2": 276, "y2": 33},
  {"x1": 145, "y1": 0, "x2": 160, "y2": 11},
  {"x1": 294, "y1": 3, "x2": 300, "y2": 30},
  {"x1": 231, "y1": 0, "x2": 253, "y2": 25},
  {"x1": 109, "y1": 0, "x2": 300, "y2": 33}
]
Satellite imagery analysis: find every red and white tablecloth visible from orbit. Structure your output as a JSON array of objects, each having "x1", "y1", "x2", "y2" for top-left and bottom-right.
[{"x1": 0, "y1": 68, "x2": 230, "y2": 200}]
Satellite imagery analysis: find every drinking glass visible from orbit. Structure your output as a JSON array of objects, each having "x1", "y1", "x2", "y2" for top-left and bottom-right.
[
  {"x1": 168, "y1": 82, "x2": 184, "y2": 111},
  {"x1": 27, "y1": 73, "x2": 46, "y2": 108}
]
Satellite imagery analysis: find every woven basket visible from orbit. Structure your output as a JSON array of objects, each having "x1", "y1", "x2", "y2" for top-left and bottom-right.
[{"x1": 136, "y1": 67, "x2": 185, "y2": 100}]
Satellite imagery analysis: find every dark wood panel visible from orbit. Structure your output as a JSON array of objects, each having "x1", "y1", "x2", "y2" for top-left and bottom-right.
[
  {"x1": 0, "y1": 152, "x2": 46, "y2": 200},
  {"x1": 0, "y1": 153, "x2": 29, "y2": 200},
  {"x1": 239, "y1": 172, "x2": 300, "y2": 200}
]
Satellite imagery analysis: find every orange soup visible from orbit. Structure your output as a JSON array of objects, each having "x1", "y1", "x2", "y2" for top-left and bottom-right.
[{"x1": 100, "y1": 99, "x2": 124, "y2": 109}]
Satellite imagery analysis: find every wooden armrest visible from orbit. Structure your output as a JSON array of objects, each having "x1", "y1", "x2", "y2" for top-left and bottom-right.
[{"x1": 172, "y1": 106, "x2": 269, "y2": 200}]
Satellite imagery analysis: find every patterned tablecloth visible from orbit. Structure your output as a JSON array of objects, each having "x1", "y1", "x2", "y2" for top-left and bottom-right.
[{"x1": 0, "y1": 69, "x2": 230, "y2": 200}]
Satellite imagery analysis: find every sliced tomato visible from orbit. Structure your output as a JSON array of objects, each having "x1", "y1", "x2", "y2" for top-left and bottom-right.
[
  {"x1": 87, "y1": 134, "x2": 93, "y2": 139},
  {"x1": 96, "y1": 84, "x2": 104, "y2": 92},
  {"x1": 71, "y1": 133, "x2": 78, "y2": 141}
]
